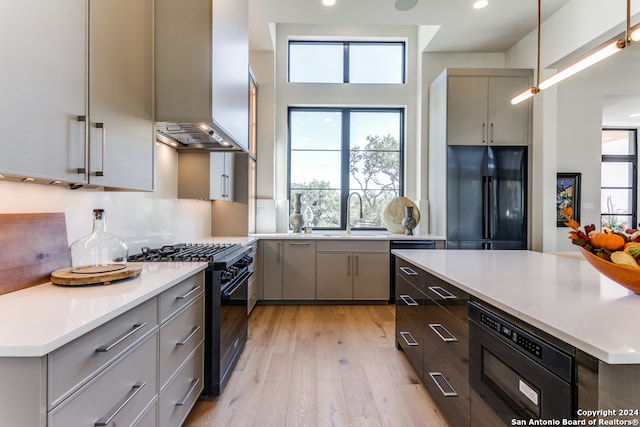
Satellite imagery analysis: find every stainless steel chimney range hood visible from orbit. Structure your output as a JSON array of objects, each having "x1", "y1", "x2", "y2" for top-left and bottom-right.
[{"x1": 155, "y1": 122, "x2": 245, "y2": 152}]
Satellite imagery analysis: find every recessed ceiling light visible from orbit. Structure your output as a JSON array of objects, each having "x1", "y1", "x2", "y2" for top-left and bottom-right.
[
  {"x1": 473, "y1": 0, "x2": 488, "y2": 9},
  {"x1": 322, "y1": 0, "x2": 336, "y2": 6}
]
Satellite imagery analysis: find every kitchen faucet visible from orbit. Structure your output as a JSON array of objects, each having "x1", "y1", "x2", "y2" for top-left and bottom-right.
[{"x1": 346, "y1": 192, "x2": 363, "y2": 234}]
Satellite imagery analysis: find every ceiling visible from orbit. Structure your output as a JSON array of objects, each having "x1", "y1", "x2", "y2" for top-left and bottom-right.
[{"x1": 248, "y1": 0, "x2": 571, "y2": 52}]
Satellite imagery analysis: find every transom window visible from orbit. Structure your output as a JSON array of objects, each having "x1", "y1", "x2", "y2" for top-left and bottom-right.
[
  {"x1": 288, "y1": 41, "x2": 406, "y2": 84},
  {"x1": 601, "y1": 128, "x2": 638, "y2": 232},
  {"x1": 288, "y1": 107, "x2": 404, "y2": 230}
]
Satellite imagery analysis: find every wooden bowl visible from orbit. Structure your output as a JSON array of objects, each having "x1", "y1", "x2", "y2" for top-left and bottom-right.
[{"x1": 578, "y1": 246, "x2": 640, "y2": 294}]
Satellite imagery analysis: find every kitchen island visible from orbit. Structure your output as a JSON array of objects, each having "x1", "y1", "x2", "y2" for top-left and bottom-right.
[{"x1": 392, "y1": 249, "x2": 640, "y2": 425}]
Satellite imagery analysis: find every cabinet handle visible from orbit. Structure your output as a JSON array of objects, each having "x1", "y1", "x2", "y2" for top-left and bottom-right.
[
  {"x1": 347, "y1": 254, "x2": 351, "y2": 275},
  {"x1": 355, "y1": 255, "x2": 359, "y2": 275},
  {"x1": 429, "y1": 372, "x2": 458, "y2": 397},
  {"x1": 176, "y1": 325, "x2": 201, "y2": 346},
  {"x1": 288, "y1": 242, "x2": 310, "y2": 246},
  {"x1": 428, "y1": 323, "x2": 458, "y2": 342},
  {"x1": 399, "y1": 294, "x2": 418, "y2": 306},
  {"x1": 399, "y1": 331, "x2": 418, "y2": 346},
  {"x1": 482, "y1": 123, "x2": 486, "y2": 144},
  {"x1": 220, "y1": 174, "x2": 226, "y2": 197},
  {"x1": 95, "y1": 322, "x2": 147, "y2": 353},
  {"x1": 428, "y1": 286, "x2": 457, "y2": 300},
  {"x1": 490, "y1": 122, "x2": 494, "y2": 144},
  {"x1": 94, "y1": 122, "x2": 105, "y2": 177},
  {"x1": 176, "y1": 378, "x2": 200, "y2": 406},
  {"x1": 277, "y1": 242, "x2": 282, "y2": 263},
  {"x1": 94, "y1": 381, "x2": 145, "y2": 426},
  {"x1": 399, "y1": 266, "x2": 418, "y2": 276},
  {"x1": 176, "y1": 286, "x2": 199, "y2": 300},
  {"x1": 77, "y1": 115, "x2": 88, "y2": 174}
]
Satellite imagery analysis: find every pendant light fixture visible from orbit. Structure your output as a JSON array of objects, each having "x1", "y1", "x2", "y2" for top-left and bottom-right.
[{"x1": 512, "y1": 0, "x2": 639, "y2": 105}]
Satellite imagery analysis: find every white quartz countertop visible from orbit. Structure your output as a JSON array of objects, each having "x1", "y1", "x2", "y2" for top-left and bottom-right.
[
  {"x1": 392, "y1": 249, "x2": 640, "y2": 364},
  {"x1": 253, "y1": 232, "x2": 446, "y2": 241},
  {"x1": 0, "y1": 262, "x2": 207, "y2": 357}
]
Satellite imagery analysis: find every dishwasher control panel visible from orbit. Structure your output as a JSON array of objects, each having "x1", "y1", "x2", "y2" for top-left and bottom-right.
[{"x1": 479, "y1": 312, "x2": 542, "y2": 358}]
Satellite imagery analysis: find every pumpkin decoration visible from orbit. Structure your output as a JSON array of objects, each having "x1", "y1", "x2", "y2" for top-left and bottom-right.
[{"x1": 589, "y1": 232, "x2": 625, "y2": 251}]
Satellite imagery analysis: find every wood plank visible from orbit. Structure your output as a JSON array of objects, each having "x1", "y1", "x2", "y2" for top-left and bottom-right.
[
  {"x1": 253, "y1": 352, "x2": 293, "y2": 426},
  {"x1": 364, "y1": 362, "x2": 415, "y2": 426},
  {"x1": 317, "y1": 378, "x2": 350, "y2": 427},
  {"x1": 0, "y1": 212, "x2": 69, "y2": 295},
  {"x1": 286, "y1": 339, "x2": 318, "y2": 427}
]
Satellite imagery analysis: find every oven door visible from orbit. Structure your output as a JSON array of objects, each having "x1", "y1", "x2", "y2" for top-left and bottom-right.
[
  {"x1": 469, "y1": 320, "x2": 573, "y2": 425},
  {"x1": 219, "y1": 271, "x2": 250, "y2": 388}
]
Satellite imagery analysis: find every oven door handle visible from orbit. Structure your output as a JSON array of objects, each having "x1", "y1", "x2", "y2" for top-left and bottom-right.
[{"x1": 221, "y1": 270, "x2": 252, "y2": 297}]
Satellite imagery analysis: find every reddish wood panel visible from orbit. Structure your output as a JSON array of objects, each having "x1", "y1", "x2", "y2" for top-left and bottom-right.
[{"x1": 0, "y1": 213, "x2": 69, "y2": 295}]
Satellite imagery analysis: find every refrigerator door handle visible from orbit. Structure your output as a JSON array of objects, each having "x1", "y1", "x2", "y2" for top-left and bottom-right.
[
  {"x1": 482, "y1": 176, "x2": 489, "y2": 240},
  {"x1": 486, "y1": 176, "x2": 493, "y2": 240}
]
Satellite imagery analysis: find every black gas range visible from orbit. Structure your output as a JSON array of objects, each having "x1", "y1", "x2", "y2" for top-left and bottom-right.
[{"x1": 128, "y1": 242, "x2": 254, "y2": 397}]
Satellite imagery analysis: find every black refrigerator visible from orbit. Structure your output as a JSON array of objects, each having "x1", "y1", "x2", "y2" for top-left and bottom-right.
[{"x1": 447, "y1": 146, "x2": 527, "y2": 249}]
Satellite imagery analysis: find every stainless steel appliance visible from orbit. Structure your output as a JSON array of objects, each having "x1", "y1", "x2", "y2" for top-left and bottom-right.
[
  {"x1": 128, "y1": 242, "x2": 254, "y2": 397},
  {"x1": 468, "y1": 301, "x2": 575, "y2": 424},
  {"x1": 447, "y1": 146, "x2": 527, "y2": 249}
]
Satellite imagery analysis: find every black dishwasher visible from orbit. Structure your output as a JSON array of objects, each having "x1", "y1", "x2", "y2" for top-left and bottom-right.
[{"x1": 389, "y1": 240, "x2": 436, "y2": 303}]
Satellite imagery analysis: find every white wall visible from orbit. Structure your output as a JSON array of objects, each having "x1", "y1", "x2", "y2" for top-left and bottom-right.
[{"x1": 0, "y1": 143, "x2": 211, "y2": 253}]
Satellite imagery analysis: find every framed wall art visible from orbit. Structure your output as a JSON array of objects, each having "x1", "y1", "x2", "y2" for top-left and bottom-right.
[{"x1": 557, "y1": 172, "x2": 581, "y2": 227}]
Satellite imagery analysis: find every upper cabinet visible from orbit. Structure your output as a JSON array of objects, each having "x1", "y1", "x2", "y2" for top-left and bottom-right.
[
  {"x1": 0, "y1": 0, "x2": 155, "y2": 191},
  {"x1": 155, "y1": 0, "x2": 250, "y2": 152},
  {"x1": 177, "y1": 152, "x2": 234, "y2": 201},
  {"x1": 432, "y1": 69, "x2": 533, "y2": 146}
]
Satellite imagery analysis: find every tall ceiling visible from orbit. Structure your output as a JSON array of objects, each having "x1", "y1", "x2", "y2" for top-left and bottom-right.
[{"x1": 249, "y1": 0, "x2": 571, "y2": 52}]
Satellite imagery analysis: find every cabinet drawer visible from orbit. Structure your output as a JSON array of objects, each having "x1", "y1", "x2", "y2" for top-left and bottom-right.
[
  {"x1": 159, "y1": 343, "x2": 204, "y2": 427},
  {"x1": 395, "y1": 258, "x2": 427, "y2": 292},
  {"x1": 424, "y1": 272, "x2": 469, "y2": 307},
  {"x1": 48, "y1": 297, "x2": 158, "y2": 409},
  {"x1": 423, "y1": 303, "x2": 469, "y2": 379},
  {"x1": 49, "y1": 334, "x2": 158, "y2": 427},
  {"x1": 316, "y1": 240, "x2": 388, "y2": 252},
  {"x1": 159, "y1": 272, "x2": 204, "y2": 323},
  {"x1": 159, "y1": 295, "x2": 204, "y2": 390},
  {"x1": 133, "y1": 400, "x2": 157, "y2": 427},
  {"x1": 396, "y1": 309, "x2": 424, "y2": 378},
  {"x1": 423, "y1": 363, "x2": 470, "y2": 427}
]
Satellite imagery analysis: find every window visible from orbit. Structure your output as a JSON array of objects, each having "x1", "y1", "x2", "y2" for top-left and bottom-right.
[
  {"x1": 601, "y1": 129, "x2": 638, "y2": 232},
  {"x1": 288, "y1": 107, "x2": 404, "y2": 230},
  {"x1": 288, "y1": 41, "x2": 405, "y2": 84}
]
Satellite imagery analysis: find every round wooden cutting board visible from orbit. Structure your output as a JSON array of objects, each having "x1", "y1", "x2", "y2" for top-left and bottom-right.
[{"x1": 51, "y1": 263, "x2": 143, "y2": 286}]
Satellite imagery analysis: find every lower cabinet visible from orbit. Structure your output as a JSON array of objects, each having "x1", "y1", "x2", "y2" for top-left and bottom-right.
[
  {"x1": 395, "y1": 258, "x2": 470, "y2": 427},
  {"x1": 0, "y1": 270, "x2": 205, "y2": 427},
  {"x1": 317, "y1": 241, "x2": 389, "y2": 301},
  {"x1": 283, "y1": 240, "x2": 316, "y2": 300}
]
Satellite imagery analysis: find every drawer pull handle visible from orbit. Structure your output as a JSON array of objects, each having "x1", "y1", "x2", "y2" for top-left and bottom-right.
[
  {"x1": 428, "y1": 323, "x2": 458, "y2": 342},
  {"x1": 429, "y1": 372, "x2": 458, "y2": 397},
  {"x1": 399, "y1": 294, "x2": 418, "y2": 306},
  {"x1": 95, "y1": 322, "x2": 147, "y2": 353},
  {"x1": 399, "y1": 331, "x2": 418, "y2": 346},
  {"x1": 176, "y1": 378, "x2": 200, "y2": 406},
  {"x1": 176, "y1": 286, "x2": 199, "y2": 300},
  {"x1": 399, "y1": 266, "x2": 418, "y2": 276},
  {"x1": 428, "y1": 286, "x2": 457, "y2": 300},
  {"x1": 176, "y1": 325, "x2": 201, "y2": 346},
  {"x1": 95, "y1": 381, "x2": 145, "y2": 426},
  {"x1": 288, "y1": 242, "x2": 310, "y2": 246}
]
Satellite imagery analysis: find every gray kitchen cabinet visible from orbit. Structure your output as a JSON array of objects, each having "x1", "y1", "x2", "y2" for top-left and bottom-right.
[
  {"x1": 283, "y1": 240, "x2": 316, "y2": 300},
  {"x1": 431, "y1": 69, "x2": 532, "y2": 147},
  {"x1": 0, "y1": 0, "x2": 154, "y2": 190},
  {"x1": 260, "y1": 240, "x2": 284, "y2": 300},
  {"x1": 317, "y1": 241, "x2": 389, "y2": 300},
  {"x1": 178, "y1": 152, "x2": 234, "y2": 201}
]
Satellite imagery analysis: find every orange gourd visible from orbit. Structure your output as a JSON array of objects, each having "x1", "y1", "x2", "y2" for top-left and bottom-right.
[{"x1": 590, "y1": 232, "x2": 625, "y2": 251}]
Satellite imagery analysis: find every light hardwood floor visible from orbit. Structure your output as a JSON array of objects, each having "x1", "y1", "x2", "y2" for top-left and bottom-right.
[{"x1": 183, "y1": 304, "x2": 450, "y2": 427}]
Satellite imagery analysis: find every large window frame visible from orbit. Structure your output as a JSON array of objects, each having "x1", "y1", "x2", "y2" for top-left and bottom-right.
[
  {"x1": 287, "y1": 40, "x2": 407, "y2": 84},
  {"x1": 601, "y1": 128, "x2": 638, "y2": 231},
  {"x1": 288, "y1": 107, "x2": 405, "y2": 231}
]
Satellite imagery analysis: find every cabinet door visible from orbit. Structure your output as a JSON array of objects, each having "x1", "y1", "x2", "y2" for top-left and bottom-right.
[
  {"x1": 88, "y1": 0, "x2": 154, "y2": 190},
  {"x1": 0, "y1": 0, "x2": 88, "y2": 183},
  {"x1": 353, "y1": 252, "x2": 389, "y2": 300},
  {"x1": 487, "y1": 76, "x2": 530, "y2": 146},
  {"x1": 283, "y1": 241, "x2": 316, "y2": 300},
  {"x1": 209, "y1": 153, "x2": 234, "y2": 201},
  {"x1": 447, "y1": 76, "x2": 489, "y2": 146},
  {"x1": 261, "y1": 240, "x2": 283, "y2": 300},
  {"x1": 316, "y1": 252, "x2": 352, "y2": 299}
]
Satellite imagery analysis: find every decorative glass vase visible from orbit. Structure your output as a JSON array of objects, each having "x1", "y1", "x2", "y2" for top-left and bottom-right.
[
  {"x1": 289, "y1": 193, "x2": 304, "y2": 233},
  {"x1": 69, "y1": 209, "x2": 129, "y2": 273},
  {"x1": 401, "y1": 206, "x2": 417, "y2": 235}
]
